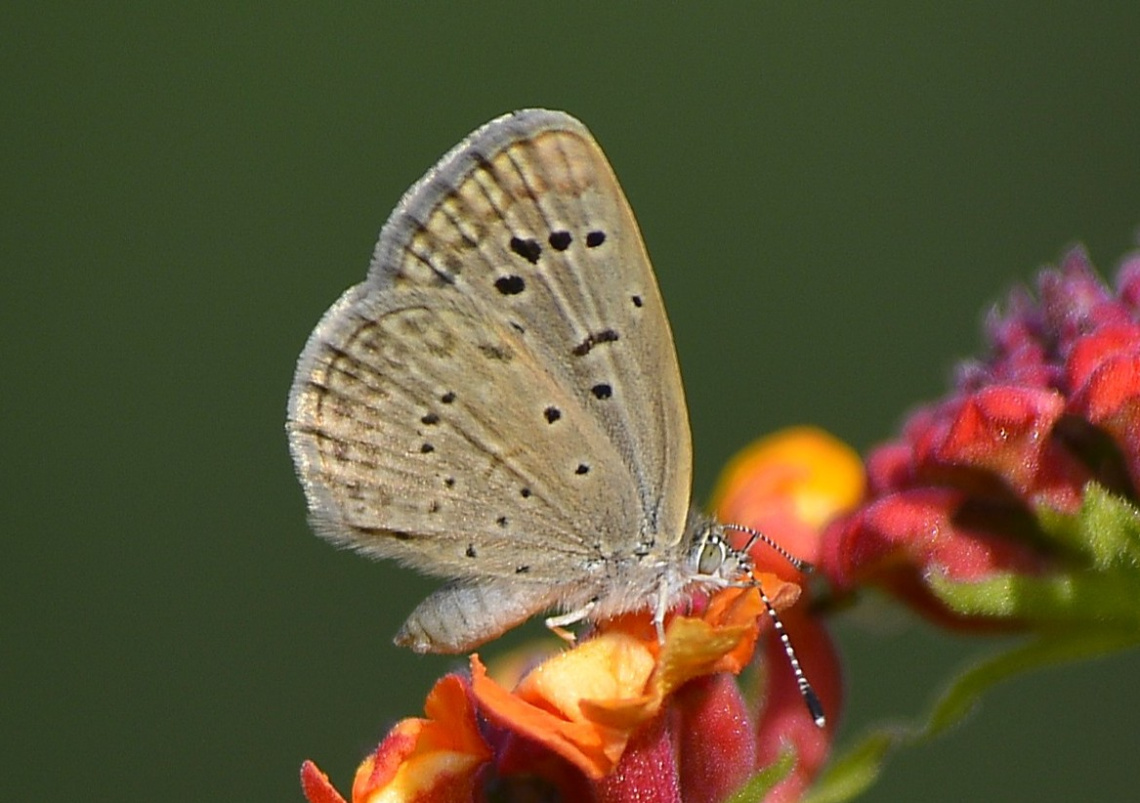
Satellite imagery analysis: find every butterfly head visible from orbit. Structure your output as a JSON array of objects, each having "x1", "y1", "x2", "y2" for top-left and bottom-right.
[
  {"x1": 683, "y1": 515, "x2": 827, "y2": 728},
  {"x1": 685, "y1": 518, "x2": 755, "y2": 589}
]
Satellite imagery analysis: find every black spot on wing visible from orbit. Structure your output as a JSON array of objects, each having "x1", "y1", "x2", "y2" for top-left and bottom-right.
[
  {"x1": 572, "y1": 329, "x2": 619, "y2": 357},
  {"x1": 494, "y1": 275, "x2": 526, "y2": 295},
  {"x1": 548, "y1": 231, "x2": 572, "y2": 251},
  {"x1": 509, "y1": 236, "x2": 542, "y2": 264}
]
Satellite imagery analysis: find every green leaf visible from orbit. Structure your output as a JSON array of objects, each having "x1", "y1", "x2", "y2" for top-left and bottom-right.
[
  {"x1": 928, "y1": 569, "x2": 1140, "y2": 627},
  {"x1": 799, "y1": 729, "x2": 898, "y2": 803},
  {"x1": 1036, "y1": 482, "x2": 1140, "y2": 569},
  {"x1": 725, "y1": 747, "x2": 795, "y2": 803},
  {"x1": 923, "y1": 628, "x2": 1139, "y2": 737}
]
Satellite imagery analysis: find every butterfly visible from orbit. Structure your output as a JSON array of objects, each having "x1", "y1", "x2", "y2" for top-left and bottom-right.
[{"x1": 286, "y1": 111, "x2": 821, "y2": 725}]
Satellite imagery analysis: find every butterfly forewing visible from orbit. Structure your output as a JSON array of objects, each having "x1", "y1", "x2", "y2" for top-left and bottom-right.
[{"x1": 287, "y1": 109, "x2": 692, "y2": 604}]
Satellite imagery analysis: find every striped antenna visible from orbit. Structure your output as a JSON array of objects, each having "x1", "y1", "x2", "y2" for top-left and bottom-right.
[
  {"x1": 723, "y1": 522, "x2": 814, "y2": 573},
  {"x1": 725, "y1": 521, "x2": 825, "y2": 728},
  {"x1": 756, "y1": 580, "x2": 826, "y2": 727}
]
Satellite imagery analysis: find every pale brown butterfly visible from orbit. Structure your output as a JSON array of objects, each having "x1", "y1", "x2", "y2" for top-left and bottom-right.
[{"x1": 286, "y1": 110, "x2": 822, "y2": 724}]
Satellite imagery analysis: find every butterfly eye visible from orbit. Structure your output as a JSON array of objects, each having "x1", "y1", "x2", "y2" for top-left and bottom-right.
[{"x1": 696, "y1": 536, "x2": 726, "y2": 576}]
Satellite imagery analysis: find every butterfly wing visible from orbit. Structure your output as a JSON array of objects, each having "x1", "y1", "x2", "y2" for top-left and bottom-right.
[{"x1": 287, "y1": 110, "x2": 693, "y2": 648}]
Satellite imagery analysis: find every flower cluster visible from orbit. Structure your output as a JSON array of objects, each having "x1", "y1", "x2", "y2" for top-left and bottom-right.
[
  {"x1": 299, "y1": 244, "x2": 1140, "y2": 802},
  {"x1": 821, "y1": 247, "x2": 1140, "y2": 630}
]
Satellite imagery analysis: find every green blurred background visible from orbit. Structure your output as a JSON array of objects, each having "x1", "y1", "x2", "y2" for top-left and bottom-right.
[{"x1": 4, "y1": 4, "x2": 1139, "y2": 801}]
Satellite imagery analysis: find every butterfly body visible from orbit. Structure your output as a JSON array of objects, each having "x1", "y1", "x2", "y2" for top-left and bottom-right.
[{"x1": 288, "y1": 110, "x2": 749, "y2": 653}]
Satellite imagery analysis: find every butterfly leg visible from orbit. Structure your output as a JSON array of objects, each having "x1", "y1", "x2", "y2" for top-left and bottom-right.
[
  {"x1": 544, "y1": 599, "x2": 597, "y2": 643},
  {"x1": 652, "y1": 581, "x2": 671, "y2": 644}
]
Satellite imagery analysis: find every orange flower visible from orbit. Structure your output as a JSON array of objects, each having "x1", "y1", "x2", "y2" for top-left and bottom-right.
[
  {"x1": 300, "y1": 585, "x2": 789, "y2": 802},
  {"x1": 713, "y1": 425, "x2": 865, "y2": 571},
  {"x1": 471, "y1": 581, "x2": 793, "y2": 780},
  {"x1": 301, "y1": 674, "x2": 490, "y2": 803}
]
